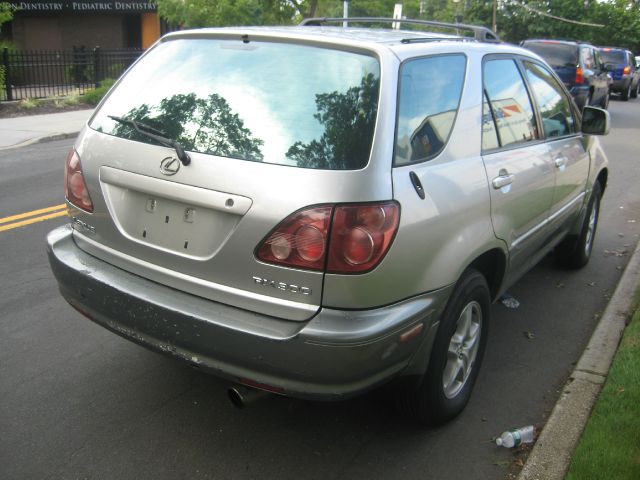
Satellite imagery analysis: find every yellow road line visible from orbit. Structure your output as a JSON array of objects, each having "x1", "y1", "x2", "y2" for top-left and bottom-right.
[
  {"x1": 0, "y1": 204, "x2": 67, "y2": 225},
  {"x1": 0, "y1": 210, "x2": 68, "y2": 232}
]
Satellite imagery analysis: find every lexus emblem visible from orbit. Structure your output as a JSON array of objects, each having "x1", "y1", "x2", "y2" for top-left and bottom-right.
[{"x1": 160, "y1": 156, "x2": 180, "y2": 176}]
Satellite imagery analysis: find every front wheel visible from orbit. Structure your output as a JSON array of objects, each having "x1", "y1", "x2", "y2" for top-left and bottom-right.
[
  {"x1": 395, "y1": 269, "x2": 490, "y2": 425},
  {"x1": 556, "y1": 182, "x2": 602, "y2": 269}
]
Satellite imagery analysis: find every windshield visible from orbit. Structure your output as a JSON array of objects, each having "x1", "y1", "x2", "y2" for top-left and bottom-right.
[
  {"x1": 523, "y1": 42, "x2": 578, "y2": 68},
  {"x1": 90, "y1": 38, "x2": 381, "y2": 170}
]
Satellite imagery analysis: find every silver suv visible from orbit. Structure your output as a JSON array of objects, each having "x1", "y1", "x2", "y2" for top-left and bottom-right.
[{"x1": 47, "y1": 19, "x2": 610, "y2": 425}]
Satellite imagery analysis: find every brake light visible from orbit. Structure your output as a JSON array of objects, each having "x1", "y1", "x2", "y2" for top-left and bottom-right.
[
  {"x1": 623, "y1": 66, "x2": 631, "y2": 75},
  {"x1": 256, "y1": 206, "x2": 332, "y2": 271},
  {"x1": 255, "y1": 202, "x2": 400, "y2": 274},
  {"x1": 64, "y1": 149, "x2": 93, "y2": 212},
  {"x1": 575, "y1": 67, "x2": 584, "y2": 84},
  {"x1": 327, "y1": 203, "x2": 400, "y2": 273}
]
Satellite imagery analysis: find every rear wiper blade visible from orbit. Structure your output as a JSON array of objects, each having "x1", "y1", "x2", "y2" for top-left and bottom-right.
[{"x1": 108, "y1": 115, "x2": 191, "y2": 166}]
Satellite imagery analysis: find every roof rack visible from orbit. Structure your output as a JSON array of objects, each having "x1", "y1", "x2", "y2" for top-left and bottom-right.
[{"x1": 299, "y1": 17, "x2": 500, "y2": 43}]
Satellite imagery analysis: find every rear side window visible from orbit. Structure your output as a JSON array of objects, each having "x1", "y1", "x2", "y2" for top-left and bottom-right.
[
  {"x1": 522, "y1": 42, "x2": 577, "y2": 68},
  {"x1": 483, "y1": 58, "x2": 537, "y2": 149},
  {"x1": 580, "y1": 47, "x2": 595, "y2": 69},
  {"x1": 394, "y1": 55, "x2": 466, "y2": 166},
  {"x1": 524, "y1": 62, "x2": 576, "y2": 138},
  {"x1": 90, "y1": 39, "x2": 380, "y2": 170}
]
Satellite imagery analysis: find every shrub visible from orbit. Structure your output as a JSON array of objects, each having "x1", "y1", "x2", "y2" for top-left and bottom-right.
[{"x1": 81, "y1": 78, "x2": 116, "y2": 106}]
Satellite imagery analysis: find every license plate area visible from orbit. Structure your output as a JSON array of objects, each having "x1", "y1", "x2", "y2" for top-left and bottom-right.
[{"x1": 101, "y1": 184, "x2": 243, "y2": 260}]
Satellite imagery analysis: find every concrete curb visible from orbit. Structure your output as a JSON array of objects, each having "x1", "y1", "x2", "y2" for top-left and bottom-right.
[
  {"x1": 0, "y1": 131, "x2": 81, "y2": 151},
  {"x1": 517, "y1": 240, "x2": 640, "y2": 480}
]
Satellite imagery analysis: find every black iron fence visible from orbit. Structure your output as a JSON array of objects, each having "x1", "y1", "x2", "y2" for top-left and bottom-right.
[{"x1": 1, "y1": 47, "x2": 144, "y2": 101}]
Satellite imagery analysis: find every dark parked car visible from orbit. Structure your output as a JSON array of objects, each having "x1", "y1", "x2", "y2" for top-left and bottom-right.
[
  {"x1": 521, "y1": 39, "x2": 610, "y2": 110},
  {"x1": 599, "y1": 47, "x2": 640, "y2": 100}
]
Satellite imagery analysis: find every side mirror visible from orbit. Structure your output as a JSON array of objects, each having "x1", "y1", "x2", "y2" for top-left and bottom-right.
[{"x1": 582, "y1": 106, "x2": 610, "y2": 135}]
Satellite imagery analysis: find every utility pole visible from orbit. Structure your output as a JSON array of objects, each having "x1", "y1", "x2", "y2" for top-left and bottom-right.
[
  {"x1": 492, "y1": 0, "x2": 497, "y2": 33},
  {"x1": 343, "y1": 0, "x2": 349, "y2": 28}
]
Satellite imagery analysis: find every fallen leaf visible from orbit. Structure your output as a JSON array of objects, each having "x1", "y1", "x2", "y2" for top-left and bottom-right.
[
  {"x1": 514, "y1": 459, "x2": 525, "y2": 468},
  {"x1": 587, "y1": 281, "x2": 596, "y2": 287},
  {"x1": 524, "y1": 331, "x2": 535, "y2": 339},
  {"x1": 556, "y1": 282, "x2": 565, "y2": 289}
]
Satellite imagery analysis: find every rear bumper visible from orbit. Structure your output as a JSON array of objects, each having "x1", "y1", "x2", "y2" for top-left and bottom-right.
[
  {"x1": 610, "y1": 77, "x2": 631, "y2": 92},
  {"x1": 47, "y1": 225, "x2": 451, "y2": 400}
]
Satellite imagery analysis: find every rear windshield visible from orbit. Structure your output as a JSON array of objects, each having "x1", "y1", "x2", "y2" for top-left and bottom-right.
[
  {"x1": 600, "y1": 49, "x2": 626, "y2": 65},
  {"x1": 523, "y1": 42, "x2": 577, "y2": 68},
  {"x1": 90, "y1": 38, "x2": 380, "y2": 170}
]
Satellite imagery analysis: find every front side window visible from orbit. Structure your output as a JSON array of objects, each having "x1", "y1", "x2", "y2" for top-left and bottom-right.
[
  {"x1": 483, "y1": 58, "x2": 537, "y2": 148},
  {"x1": 524, "y1": 62, "x2": 576, "y2": 138},
  {"x1": 394, "y1": 55, "x2": 466, "y2": 166},
  {"x1": 90, "y1": 38, "x2": 380, "y2": 170}
]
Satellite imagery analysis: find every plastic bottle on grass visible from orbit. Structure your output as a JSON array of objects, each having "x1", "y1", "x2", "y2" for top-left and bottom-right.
[{"x1": 495, "y1": 425, "x2": 535, "y2": 448}]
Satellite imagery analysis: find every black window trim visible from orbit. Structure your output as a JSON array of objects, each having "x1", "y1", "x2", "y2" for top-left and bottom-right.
[{"x1": 392, "y1": 52, "x2": 468, "y2": 167}]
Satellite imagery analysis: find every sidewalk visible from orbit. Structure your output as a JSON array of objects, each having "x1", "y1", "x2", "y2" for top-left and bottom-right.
[{"x1": 0, "y1": 109, "x2": 92, "y2": 150}]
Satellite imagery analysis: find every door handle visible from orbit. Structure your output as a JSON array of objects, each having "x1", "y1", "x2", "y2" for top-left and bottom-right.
[
  {"x1": 555, "y1": 155, "x2": 568, "y2": 171},
  {"x1": 492, "y1": 170, "x2": 514, "y2": 189}
]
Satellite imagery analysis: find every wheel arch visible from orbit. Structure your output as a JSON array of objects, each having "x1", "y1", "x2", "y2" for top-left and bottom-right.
[{"x1": 467, "y1": 248, "x2": 507, "y2": 302}]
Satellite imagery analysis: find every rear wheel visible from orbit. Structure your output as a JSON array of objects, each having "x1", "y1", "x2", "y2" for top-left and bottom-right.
[
  {"x1": 631, "y1": 80, "x2": 639, "y2": 99},
  {"x1": 621, "y1": 81, "x2": 631, "y2": 101},
  {"x1": 395, "y1": 269, "x2": 490, "y2": 425},
  {"x1": 556, "y1": 182, "x2": 601, "y2": 269}
]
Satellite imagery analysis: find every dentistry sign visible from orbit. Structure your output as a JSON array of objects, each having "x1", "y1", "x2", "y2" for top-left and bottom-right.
[{"x1": 10, "y1": 1, "x2": 157, "y2": 13}]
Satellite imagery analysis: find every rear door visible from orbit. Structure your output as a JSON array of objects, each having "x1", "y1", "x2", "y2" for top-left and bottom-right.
[
  {"x1": 522, "y1": 60, "x2": 589, "y2": 238},
  {"x1": 481, "y1": 56, "x2": 555, "y2": 283}
]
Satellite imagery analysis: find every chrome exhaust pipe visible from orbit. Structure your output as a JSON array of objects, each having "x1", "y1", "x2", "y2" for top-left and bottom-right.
[{"x1": 228, "y1": 384, "x2": 270, "y2": 409}]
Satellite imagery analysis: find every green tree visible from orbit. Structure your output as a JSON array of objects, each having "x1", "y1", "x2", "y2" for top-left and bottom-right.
[
  {"x1": 156, "y1": 0, "x2": 319, "y2": 28},
  {"x1": 465, "y1": 1, "x2": 640, "y2": 51}
]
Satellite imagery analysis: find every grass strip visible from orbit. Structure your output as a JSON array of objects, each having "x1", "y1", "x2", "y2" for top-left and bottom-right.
[{"x1": 565, "y1": 299, "x2": 640, "y2": 480}]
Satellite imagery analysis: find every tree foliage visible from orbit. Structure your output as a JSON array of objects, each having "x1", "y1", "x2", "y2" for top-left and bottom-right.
[
  {"x1": 464, "y1": 1, "x2": 640, "y2": 52},
  {"x1": 286, "y1": 73, "x2": 379, "y2": 170},
  {"x1": 156, "y1": 0, "x2": 318, "y2": 27},
  {"x1": 114, "y1": 93, "x2": 264, "y2": 161},
  {"x1": 154, "y1": 0, "x2": 640, "y2": 52}
]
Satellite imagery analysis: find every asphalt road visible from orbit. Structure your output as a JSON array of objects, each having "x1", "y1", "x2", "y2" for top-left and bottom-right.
[{"x1": 1, "y1": 100, "x2": 639, "y2": 480}]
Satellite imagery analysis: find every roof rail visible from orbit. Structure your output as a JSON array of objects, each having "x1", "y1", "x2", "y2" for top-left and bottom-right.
[{"x1": 300, "y1": 17, "x2": 500, "y2": 43}]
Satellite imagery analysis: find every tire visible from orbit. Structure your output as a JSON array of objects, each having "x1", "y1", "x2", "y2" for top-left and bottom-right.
[
  {"x1": 631, "y1": 80, "x2": 639, "y2": 99},
  {"x1": 556, "y1": 182, "x2": 602, "y2": 269},
  {"x1": 621, "y1": 81, "x2": 631, "y2": 101},
  {"x1": 602, "y1": 90, "x2": 610, "y2": 109},
  {"x1": 395, "y1": 269, "x2": 490, "y2": 426}
]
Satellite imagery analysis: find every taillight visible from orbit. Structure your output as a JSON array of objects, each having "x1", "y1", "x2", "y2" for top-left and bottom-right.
[
  {"x1": 64, "y1": 149, "x2": 93, "y2": 212},
  {"x1": 327, "y1": 203, "x2": 400, "y2": 273},
  {"x1": 623, "y1": 66, "x2": 631, "y2": 75},
  {"x1": 256, "y1": 206, "x2": 332, "y2": 271},
  {"x1": 575, "y1": 67, "x2": 584, "y2": 84},
  {"x1": 255, "y1": 202, "x2": 400, "y2": 274}
]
